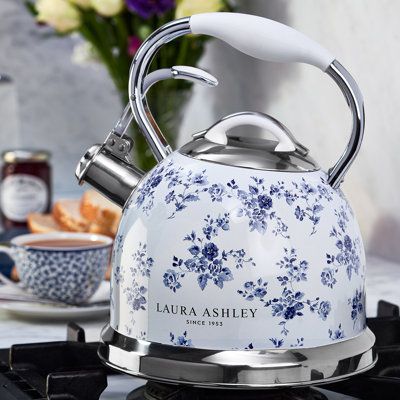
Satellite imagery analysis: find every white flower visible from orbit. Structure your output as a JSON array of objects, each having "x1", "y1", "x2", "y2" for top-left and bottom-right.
[
  {"x1": 90, "y1": 0, "x2": 124, "y2": 17},
  {"x1": 71, "y1": 41, "x2": 101, "y2": 66},
  {"x1": 69, "y1": 0, "x2": 91, "y2": 8},
  {"x1": 175, "y1": 0, "x2": 224, "y2": 19},
  {"x1": 36, "y1": 0, "x2": 81, "y2": 33}
]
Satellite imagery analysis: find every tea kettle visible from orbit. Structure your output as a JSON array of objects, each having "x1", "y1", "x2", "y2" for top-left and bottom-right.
[{"x1": 76, "y1": 13, "x2": 376, "y2": 388}]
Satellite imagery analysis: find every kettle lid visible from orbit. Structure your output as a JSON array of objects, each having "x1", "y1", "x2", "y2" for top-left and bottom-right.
[{"x1": 179, "y1": 112, "x2": 318, "y2": 172}]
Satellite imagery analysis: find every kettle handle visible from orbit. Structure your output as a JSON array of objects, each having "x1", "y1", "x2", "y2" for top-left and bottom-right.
[
  {"x1": 191, "y1": 13, "x2": 334, "y2": 70},
  {"x1": 129, "y1": 12, "x2": 364, "y2": 189}
]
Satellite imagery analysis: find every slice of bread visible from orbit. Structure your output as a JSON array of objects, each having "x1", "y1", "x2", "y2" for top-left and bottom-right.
[
  {"x1": 81, "y1": 190, "x2": 121, "y2": 236},
  {"x1": 104, "y1": 265, "x2": 111, "y2": 281},
  {"x1": 53, "y1": 199, "x2": 90, "y2": 232},
  {"x1": 10, "y1": 266, "x2": 19, "y2": 282},
  {"x1": 110, "y1": 216, "x2": 119, "y2": 236},
  {"x1": 27, "y1": 213, "x2": 62, "y2": 234},
  {"x1": 88, "y1": 222, "x2": 115, "y2": 237}
]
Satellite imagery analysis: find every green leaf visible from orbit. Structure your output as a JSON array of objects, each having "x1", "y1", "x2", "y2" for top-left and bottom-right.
[{"x1": 24, "y1": 1, "x2": 38, "y2": 16}]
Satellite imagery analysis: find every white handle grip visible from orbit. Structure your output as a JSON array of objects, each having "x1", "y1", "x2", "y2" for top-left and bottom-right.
[
  {"x1": 190, "y1": 13, "x2": 335, "y2": 71},
  {"x1": 205, "y1": 112, "x2": 296, "y2": 152}
]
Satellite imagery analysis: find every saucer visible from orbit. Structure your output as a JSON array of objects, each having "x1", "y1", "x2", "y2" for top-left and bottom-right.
[{"x1": 0, "y1": 281, "x2": 110, "y2": 320}]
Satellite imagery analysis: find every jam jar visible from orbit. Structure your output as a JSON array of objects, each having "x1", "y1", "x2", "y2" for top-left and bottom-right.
[{"x1": 1, "y1": 150, "x2": 51, "y2": 229}]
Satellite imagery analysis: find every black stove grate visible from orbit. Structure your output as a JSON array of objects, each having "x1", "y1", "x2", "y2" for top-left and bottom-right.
[
  {"x1": 0, "y1": 323, "x2": 107, "y2": 400},
  {"x1": 1, "y1": 301, "x2": 400, "y2": 399}
]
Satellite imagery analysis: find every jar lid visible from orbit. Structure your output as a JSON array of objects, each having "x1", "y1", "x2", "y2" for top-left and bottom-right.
[{"x1": 2, "y1": 149, "x2": 50, "y2": 163}]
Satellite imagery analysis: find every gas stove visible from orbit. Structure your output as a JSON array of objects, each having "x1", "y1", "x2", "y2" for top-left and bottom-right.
[{"x1": 1, "y1": 300, "x2": 399, "y2": 400}]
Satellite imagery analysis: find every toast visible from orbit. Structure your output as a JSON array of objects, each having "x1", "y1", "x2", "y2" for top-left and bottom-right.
[
  {"x1": 80, "y1": 190, "x2": 121, "y2": 236},
  {"x1": 53, "y1": 199, "x2": 90, "y2": 232},
  {"x1": 27, "y1": 213, "x2": 62, "y2": 234}
]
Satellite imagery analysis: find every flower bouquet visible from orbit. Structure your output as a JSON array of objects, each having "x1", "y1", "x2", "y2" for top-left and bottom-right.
[{"x1": 26, "y1": 0, "x2": 234, "y2": 170}]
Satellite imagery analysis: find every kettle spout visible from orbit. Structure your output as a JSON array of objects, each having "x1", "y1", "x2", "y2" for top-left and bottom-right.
[{"x1": 75, "y1": 140, "x2": 143, "y2": 207}]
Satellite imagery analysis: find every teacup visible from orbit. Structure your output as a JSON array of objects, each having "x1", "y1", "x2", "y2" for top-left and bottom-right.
[{"x1": 0, "y1": 232, "x2": 113, "y2": 304}]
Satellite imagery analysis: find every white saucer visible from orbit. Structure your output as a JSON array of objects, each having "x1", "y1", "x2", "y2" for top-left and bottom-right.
[{"x1": 0, "y1": 281, "x2": 110, "y2": 320}]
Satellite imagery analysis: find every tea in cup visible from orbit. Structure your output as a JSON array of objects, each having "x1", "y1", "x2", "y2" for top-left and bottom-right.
[{"x1": 0, "y1": 232, "x2": 112, "y2": 304}]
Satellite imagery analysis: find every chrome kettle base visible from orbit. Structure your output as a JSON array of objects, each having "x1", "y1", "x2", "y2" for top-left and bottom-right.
[{"x1": 98, "y1": 325, "x2": 377, "y2": 388}]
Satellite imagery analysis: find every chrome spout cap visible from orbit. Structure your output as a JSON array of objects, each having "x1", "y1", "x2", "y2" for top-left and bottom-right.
[{"x1": 76, "y1": 143, "x2": 144, "y2": 207}]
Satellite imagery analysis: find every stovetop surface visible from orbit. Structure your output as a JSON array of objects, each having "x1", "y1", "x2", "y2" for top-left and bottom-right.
[{"x1": 1, "y1": 301, "x2": 400, "y2": 400}]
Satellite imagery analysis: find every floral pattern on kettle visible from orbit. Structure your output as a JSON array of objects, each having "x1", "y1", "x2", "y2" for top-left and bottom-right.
[
  {"x1": 113, "y1": 154, "x2": 367, "y2": 349},
  {"x1": 133, "y1": 161, "x2": 209, "y2": 218},
  {"x1": 163, "y1": 213, "x2": 256, "y2": 291},
  {"x1": 170, "y1": 330, "x2": 193, "y2": 347},
  {"x1": 322, "y1": 205, "x2": 362, "y2": 289},
  {"x1": 129, "y1": 160, "x2": 335, "y2": 236},
  {"x1": 246, "y1": 337, "x2": 304, "y2": 350},
  {"x1": 270, "y1": 178, "x2": 334, "y2": 235},
  {"x1": 238, "y1": 248, "x2": 332, "y2": 336},
  {"x1": 329, "y1": 324, "x2": 345, "y2": 341},
  {"x1": 224, "y1": 177, "x2": 288, "y2": 236},
  {"x1": 123, "y1": 242, "x2": 154, "y2": 313},
  {"x1": 349, "y1": 288, "x2": 366, "y2": 329},
  {"x1": 112, "y1": 234, "x2": 124, "y2": 286}
]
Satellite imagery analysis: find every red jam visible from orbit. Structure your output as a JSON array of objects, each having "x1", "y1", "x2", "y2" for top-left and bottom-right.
[{"x1": 1, "y1": 150, "x2": 51, "y2": 229}]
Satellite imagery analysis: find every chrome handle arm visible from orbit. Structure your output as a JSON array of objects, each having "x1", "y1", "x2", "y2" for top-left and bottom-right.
[
  {"x1": 107, "y1": 64, "x2": 217, "y2": 161},
  {"x1": 129, "y1": 18, "x2": 192, "y2": 162},
  {"x1": 326, "y1": 61, "x2": 364, "y2": 189},
  {"x1": 115, "y1": 66, "x2": 217, "y2": 138}
]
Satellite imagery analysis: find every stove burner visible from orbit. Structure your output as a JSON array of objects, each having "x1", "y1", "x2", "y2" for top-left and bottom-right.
[
  {"x1": 125, "y1": 374, "x2": 400, "y2": 400},
  {"x1": 1, "y1": 301, "x2": 400, "y2": 399},
  {"x1": 126, "y1": 382, "x2": 332, "y2": 400}
]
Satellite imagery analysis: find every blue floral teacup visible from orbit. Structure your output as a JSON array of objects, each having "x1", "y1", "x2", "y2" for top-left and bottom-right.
[{"x1": 0, "y1": 232, "x2": 113, "y2": 304}]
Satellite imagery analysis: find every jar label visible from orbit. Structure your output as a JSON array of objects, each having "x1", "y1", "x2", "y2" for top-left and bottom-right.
[{"x1": 0, "y1": 174, "x2": 48, "y2": 222}]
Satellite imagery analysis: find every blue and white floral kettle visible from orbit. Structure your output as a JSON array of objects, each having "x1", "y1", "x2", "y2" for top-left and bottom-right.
[{"x1": 76, "y1": 13, "x2": 376, "y2": 388}]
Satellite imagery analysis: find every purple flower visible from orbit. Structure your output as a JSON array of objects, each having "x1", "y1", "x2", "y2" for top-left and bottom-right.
[
  {"x1": 126, "y1": 0, "x2": 175, "y2": 19},
  {"x1": 128, "y1": 36, "x2": 142, "y2": 56}
]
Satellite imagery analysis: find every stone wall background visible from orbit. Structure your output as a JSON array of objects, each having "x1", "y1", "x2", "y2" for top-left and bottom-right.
[{"x1": 0, "y1": 0, "x2": 399, "y2": 261}]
